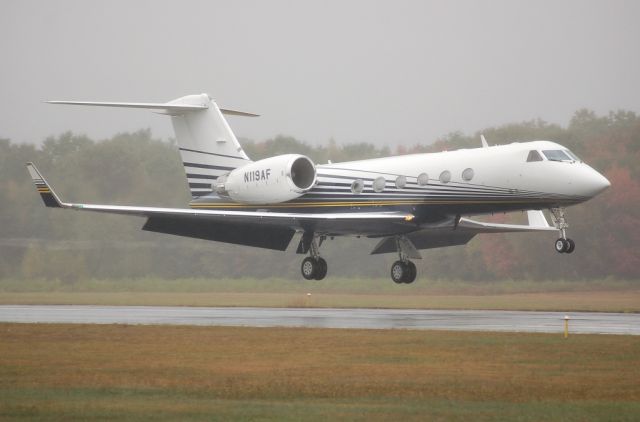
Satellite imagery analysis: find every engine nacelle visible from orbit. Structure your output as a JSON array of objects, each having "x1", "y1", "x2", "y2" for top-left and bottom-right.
[{"x1": 215, "y1": 154, "x2": 316, "y2": 204}]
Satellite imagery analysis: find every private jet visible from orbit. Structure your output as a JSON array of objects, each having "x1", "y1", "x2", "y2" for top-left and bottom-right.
[{"x1": 28, "y1": 93, "x2": 611, "y2": 283}]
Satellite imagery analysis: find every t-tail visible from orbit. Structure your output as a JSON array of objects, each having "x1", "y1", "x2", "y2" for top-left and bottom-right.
[{"x1": 46, "y1": 93, "x2": 257, "y2": 199}]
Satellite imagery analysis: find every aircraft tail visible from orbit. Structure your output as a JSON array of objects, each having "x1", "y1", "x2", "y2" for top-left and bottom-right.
[
  {"x1": 47, "y1": 93, "x2": 257, "y2": 199},
  {"x1": 168, "y1": 94, "x2": 254, "y2": 198}
]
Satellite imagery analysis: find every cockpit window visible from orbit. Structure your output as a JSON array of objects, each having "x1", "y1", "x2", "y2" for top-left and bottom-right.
[
  {"x1": 526, "y1": 150, "x2": 543, "y2": 162},
  {"x1": 542, "y1": 150, "x2": 572, "y2": 162},
  {"x1": 564, "y1": 149, "x2": 580, "y2": 161}
]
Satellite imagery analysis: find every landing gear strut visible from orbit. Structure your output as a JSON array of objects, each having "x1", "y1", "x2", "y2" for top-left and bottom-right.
[
  {"x1": 299, "y1": 234, "x2": 328, "y2": 280},
  {"x1": 550, "y1": 207, "x2": 575, "y2": 254},
  {"x1": 390, "y1": 236, "x2": 417, "y2": 284}
]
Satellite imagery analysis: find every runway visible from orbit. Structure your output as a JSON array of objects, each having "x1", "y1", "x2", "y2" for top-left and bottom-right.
[{"x1": 0, "y1": 305, "x2": 638, "y2": 335}]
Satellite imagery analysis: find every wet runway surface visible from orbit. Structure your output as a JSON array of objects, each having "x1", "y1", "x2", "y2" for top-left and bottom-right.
[{"x1": 0, "y1": 305, "x2": 638, "y2": 335}]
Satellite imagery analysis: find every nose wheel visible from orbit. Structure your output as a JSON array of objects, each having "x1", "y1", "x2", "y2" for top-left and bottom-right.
[
  {"x1": 555, "y1": 238, "x2": 575, "y2": 254},
  {"x1": 550, "y1": 207, "x2": 575, "y2": 254}
]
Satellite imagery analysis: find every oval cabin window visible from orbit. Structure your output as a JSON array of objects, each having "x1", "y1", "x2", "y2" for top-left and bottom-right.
[
  {"x1": 373, "y1": 176, "x2": 386, "y2": 193},
  {"x1": 439, "y1": 170, "x2": 451, "y2": 183},
  {"x1": 417, "y1": 173, "x2": 429, "y2": 186},
  {"x1": 351, "y1": 179, "x2": 364, "y2": 194},
  {"x1": 462, "y1": 168, "x2": 474, "y2": 181}
]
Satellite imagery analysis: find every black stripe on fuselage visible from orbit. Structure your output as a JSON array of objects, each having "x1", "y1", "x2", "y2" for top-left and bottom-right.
[
  {"x1": 189, "y1": 182, "x2": 212, "y2": 189},
  {"x1": 317, "y1": 172, "x2": 538, "y2": 195},
  {"x1": 183, "y1": 162, "x2": 235, "y2": 171},
  {"x1": 186, "y1": 173, "x2": 219, "y2": 180},
  {"x1": 312, "y1": 180, "x2": 550, "y2": 198},
  {"x1": 179, "y1": 147, "x2": 248, "y2": 161}
]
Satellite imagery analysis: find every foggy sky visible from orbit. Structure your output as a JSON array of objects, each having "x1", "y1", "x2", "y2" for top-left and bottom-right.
[{"x1": 1, "y1": 0, "x2": 638, "y2": 147}]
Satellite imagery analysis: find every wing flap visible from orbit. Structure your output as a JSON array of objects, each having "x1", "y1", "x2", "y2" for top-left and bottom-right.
[
  {"x1": 142, "y1": 216, "x2": 295, "y2": 251},
  {"x1": 371, "y1": 230, "x2": 475, "y2": 254},
  {"x1": 371, "y1": 212, "x2": 557, "y2": 255}
]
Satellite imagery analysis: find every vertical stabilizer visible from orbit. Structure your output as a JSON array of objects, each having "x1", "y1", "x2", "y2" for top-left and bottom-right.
[
  {"x1": 168, "y1": 94, "x2": 252, "y2": 198},
  {"x1": 45, "y1": 93, "x2": 256, "y2": 199}
]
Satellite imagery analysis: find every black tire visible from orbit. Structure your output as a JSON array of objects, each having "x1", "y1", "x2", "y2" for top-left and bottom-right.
[
  {"x1": 565, "y1": 238, "x2": 575, "y2": 254},
  {"x1": 554, "y1": 238, "x2": 568, "y2": 253},
  {"x1": 391, "y1": 261, "x2": 407, "y2": 284},
  {"x1": 301, "y1": 257, "x2": 317, "y2": 280},
  {"x1": 404, "y1": 261, "x2": 417, "y2": 284},
  {"x1": 314, "y1": 258, "x2": 328, "y2": 280}
]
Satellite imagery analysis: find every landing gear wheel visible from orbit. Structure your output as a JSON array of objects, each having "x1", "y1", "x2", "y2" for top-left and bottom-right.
[
  {"x1": 404, "y1": 261, "x2": 417, "y2": 284},
  {"x1": 390, "y1": 261, "x2": 417, "y2": 284},
  {"x1": 555, "y1": 238, "x2": 569, "y2": 253},
  {"x1": 391, "y1": 261, "x2": 407, "y2": 284},
  {"x1": 314, "y1": 258, "x2": 328, "y2": 280},
  {"x1": 301, "y1": 257, "x2": 317, "y2": 280},
  {"x1": 565, "y1": 238, "x2": 575, "y2": 254}
]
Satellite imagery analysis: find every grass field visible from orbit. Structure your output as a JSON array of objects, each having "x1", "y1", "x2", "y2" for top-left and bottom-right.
[
  {"x1": 1, "y1": 278, "x2": 639, "y2": 312},
  {"x1": 1, "y1": 323, "x2": 639, "y2": 421}
]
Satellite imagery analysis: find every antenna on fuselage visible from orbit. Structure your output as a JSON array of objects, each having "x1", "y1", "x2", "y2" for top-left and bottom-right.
[{"x1": 480, "y1": 134, "x2": 489, "y2": 148}]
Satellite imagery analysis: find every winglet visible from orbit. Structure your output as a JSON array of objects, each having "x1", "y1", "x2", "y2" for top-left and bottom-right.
[
  {"x1": 480, "y1": 134, "x2": 489, "y2": 148},
  {"x1": 26, "y1": 163, "x2": 68, "y2": 208}
]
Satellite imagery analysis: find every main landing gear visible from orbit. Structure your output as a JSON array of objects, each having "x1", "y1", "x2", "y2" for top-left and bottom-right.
[
  {"x1": 391, "y1": 260, "x2": 416, "y2": 284},
  {"x1": 299, "y1": 234, "x2": 328, "y2": 280},
  {"x1": 550, "y1": 207, "x2": 575, "y2": 254},
  {"x1": 390, "y1": 236, "x2": 418, "y2": 284}
]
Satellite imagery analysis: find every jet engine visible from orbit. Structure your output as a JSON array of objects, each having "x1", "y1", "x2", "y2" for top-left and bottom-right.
[{"x1": 215, "y1": 154, "x2": 316, "y2": 204}]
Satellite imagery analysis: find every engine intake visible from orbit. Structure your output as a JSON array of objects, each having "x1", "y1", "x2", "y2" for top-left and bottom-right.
[{"x1": 216, "y1": 154, "x2": 316, "y2": 204}]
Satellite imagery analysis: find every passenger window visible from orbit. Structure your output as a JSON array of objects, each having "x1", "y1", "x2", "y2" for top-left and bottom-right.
[
  {"x1": 542, "y1": 150, "x2": 571, "y2": 162},
  {"x1": 526, "y1": 150, "x2": 543, "y2": 162}
]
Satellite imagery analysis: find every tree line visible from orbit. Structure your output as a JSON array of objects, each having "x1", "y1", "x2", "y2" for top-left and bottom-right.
[{"x1": 0, "y1": 108, "x2": 638, "y2": 281}]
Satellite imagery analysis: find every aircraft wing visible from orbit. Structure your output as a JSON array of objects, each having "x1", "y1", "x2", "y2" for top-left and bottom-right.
[
  {"x1": 371, "y1": 211, "x2": 557, "y2": 255},
  {"x1": 27, "y1": 163, "x2": 414, "y2": 250}
]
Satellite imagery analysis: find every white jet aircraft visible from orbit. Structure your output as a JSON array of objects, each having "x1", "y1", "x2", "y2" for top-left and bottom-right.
[{"x1": 28, "y1": 93, "x2": 611, "y2": 283}]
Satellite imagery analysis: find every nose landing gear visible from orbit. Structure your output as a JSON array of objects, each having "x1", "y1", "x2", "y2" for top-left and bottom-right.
[
  {"x1": 554, "y1": 238, "x2": 575, "y2": 254},
  {"x1": 550, "y1": 207, "x2": 575, "y2": 254}
]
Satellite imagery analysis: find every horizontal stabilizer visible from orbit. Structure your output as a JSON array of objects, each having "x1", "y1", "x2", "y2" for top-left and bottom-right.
[{"x1": 46, "y1": 100, "x2": 259, "y2": 117}]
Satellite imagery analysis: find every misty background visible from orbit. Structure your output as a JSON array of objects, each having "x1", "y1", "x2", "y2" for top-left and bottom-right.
[
  {"x1": 1, "y1": 1, "x2": 639, "y2": 284},
  {"x1": 1, "y1": 0, "x2": 639, "y2": 146}
]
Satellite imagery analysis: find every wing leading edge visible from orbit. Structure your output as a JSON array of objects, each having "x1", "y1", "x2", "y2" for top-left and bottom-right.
[
  {"x1": 370, "y1": 212, "x2": 557, "y2": 255},
  {"x1": 26, "y1": 163, "x2": 415, "y2": 250}
]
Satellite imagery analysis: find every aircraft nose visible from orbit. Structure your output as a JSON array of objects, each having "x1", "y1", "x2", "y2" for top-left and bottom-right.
[{"x1": 585, "y1": 168, "x2": 611, "y2": 197}]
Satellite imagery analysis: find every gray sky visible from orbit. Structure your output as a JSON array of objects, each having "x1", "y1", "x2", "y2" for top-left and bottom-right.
[{"x1": 1, "y1": 0, "x2": 638, "y2": 147}]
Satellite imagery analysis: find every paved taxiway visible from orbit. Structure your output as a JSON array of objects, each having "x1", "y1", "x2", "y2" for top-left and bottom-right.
[{"x1": 0, "y1": 305, "x2": 638, "y2": 335}]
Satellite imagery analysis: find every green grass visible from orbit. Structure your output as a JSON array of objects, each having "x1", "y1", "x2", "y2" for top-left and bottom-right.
[
  {"x1": 1, "y1": 324, "x2": 639, "y2": 421},
  {"x1": 1, "y1": 278, "x2": 639, "y2": 312},
  {"x1": 3, "y1": 389, "x2": 640, "y2": 421},
  {"x1": 1, "y1": 277, "x2": 638, "y2": 294}
]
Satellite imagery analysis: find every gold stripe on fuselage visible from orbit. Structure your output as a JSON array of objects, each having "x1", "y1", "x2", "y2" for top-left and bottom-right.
[{"x1": 189, "y1": 198, "x2": 549, "y2": 209}]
